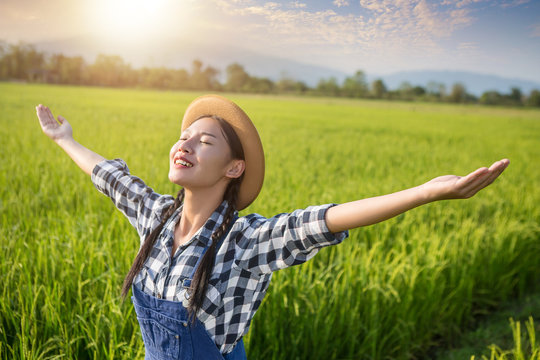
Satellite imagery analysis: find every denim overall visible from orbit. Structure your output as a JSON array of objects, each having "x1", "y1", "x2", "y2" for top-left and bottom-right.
[{"x1": 131, "y1": 218, "x2": 247, "y2": 360}]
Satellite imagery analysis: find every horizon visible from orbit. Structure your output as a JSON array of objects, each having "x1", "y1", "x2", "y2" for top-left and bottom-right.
[{"x1": 1, "y1": 0, "x2": 539, "y2": 83}]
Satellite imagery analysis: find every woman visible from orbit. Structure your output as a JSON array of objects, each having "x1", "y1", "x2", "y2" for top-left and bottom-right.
[{"x1": 36, "y1": 95, "x2": 509, "y2": 360}]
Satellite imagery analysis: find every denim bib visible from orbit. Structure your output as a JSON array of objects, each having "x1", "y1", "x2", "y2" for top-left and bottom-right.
[{"x1": 131, "y1": 217, "x2": 247, "y2": 360}]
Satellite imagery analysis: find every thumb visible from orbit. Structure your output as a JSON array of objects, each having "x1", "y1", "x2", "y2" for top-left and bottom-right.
[{"x1": 57, "y1": 115, "x2": 66, "y2": 124}]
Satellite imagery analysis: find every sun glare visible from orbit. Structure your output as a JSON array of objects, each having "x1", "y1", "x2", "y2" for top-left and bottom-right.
[{"x1": 93, "y1": 0, "x2": 175, "y2": 40}]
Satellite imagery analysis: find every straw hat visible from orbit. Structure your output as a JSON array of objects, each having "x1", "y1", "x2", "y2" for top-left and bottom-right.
[{"x1": 181, "y1": 95, "x2": 265, "y2": 210}]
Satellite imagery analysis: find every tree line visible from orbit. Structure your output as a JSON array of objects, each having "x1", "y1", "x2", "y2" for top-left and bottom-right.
[{"x1": 1, "y1": 41, "x2": 539, "y2": 107}]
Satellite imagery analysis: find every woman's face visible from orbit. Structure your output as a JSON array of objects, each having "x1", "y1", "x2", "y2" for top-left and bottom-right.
[{"x1": 168, "y1": 117, "x2": 244, "y2": 189}]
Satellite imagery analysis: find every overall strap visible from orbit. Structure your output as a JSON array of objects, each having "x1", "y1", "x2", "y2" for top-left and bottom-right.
[{"x1": 183, "y1": 215, "x2": 238, "y2": 288}]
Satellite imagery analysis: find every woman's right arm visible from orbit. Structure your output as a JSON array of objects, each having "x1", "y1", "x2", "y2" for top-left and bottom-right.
[
  {"x1": 36, "y1": 104, "x2": 104, "y2": 175},
  {"x1": 37, "y1": 104, "x2": 173, "y2": 239}
]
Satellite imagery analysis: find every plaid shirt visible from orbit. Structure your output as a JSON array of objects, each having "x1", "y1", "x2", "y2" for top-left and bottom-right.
[{"x1": 91, "y1": 158, "x2": 349, "y2": 354}]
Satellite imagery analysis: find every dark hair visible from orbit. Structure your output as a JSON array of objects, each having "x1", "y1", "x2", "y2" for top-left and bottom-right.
[{"x1": 121, "y1": 115, "x2": 245, "y2": 321}]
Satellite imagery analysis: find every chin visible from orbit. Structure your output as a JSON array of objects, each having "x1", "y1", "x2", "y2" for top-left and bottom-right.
[{"x1": 168, "y1": 173, "x2": 184, "y2": 186}]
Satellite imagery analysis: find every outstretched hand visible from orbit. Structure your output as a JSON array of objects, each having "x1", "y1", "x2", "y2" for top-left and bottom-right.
[
  {"x1": 36, "y1": 104, "x2": 73, "y2": 142},
  {"x1": 423, "y1": 159, "x2": 510, "y2": 201}
]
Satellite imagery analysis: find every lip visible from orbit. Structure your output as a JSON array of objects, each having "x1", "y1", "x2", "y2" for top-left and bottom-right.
[{"x1": 172, "y1": 154, "x2": 194, "y2": 169}]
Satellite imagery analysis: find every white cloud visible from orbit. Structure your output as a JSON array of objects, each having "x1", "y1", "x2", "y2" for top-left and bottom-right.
[
  {"x1": 359, "y1": 0, "x2": 386, "y2": 13},
  {"x1": 209, "y1": 0, "x2": 492, "y2": 74},
  {"x1": 333, "y1": 0, "x2": 349, "y2": 7},
  {"x1": 458, "y1": 42, "x2": 478, "y2": 50},
  {"x1": 501, "y1": 0, "x2": 530, "y2": 9},
  {"x1": 443, "y1": 0, "x2": 530, "y2": 8},
  {"x1": 441, "y1": 0, "x2": 486, "y2": 8},
  {"x1": 216, "y1": 0, "x2": 475, "y2": 46},
  {"x1": 289, "y1": 1, "x2": 306, "y2": 8}
]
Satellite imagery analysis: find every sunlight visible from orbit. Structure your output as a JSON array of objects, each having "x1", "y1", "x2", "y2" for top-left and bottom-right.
[{"x1": 92, "y1": 0, "x2": 178, "y2": 40}]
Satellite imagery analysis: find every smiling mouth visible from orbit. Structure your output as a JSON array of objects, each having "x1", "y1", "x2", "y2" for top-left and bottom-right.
[{"x1": 175, "y1": 158, "x2": 193, "y2": 167}]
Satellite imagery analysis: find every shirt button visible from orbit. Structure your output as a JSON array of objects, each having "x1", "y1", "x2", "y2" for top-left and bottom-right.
[
  {"x1": 157, "y1": 293, "x2": 162, "y2": 299},
  {"x1": 182, "y1": 322, "x2": 188, "y2": 327},
  {"x1": 175, "y1": 335, "x2": 179, "y2": 339}
]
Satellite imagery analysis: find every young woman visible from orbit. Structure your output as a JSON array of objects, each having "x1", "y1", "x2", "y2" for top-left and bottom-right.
[{"x1": 36, "y1": 95, "x2": 509, "y2": 360}]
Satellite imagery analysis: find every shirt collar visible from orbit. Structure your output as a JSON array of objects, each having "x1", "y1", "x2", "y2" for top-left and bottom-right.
[{"x1": 169, "y1": 200, "x2": 234, "y2": 248}]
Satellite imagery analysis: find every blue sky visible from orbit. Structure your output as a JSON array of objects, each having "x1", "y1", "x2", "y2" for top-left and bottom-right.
[{"x1": 1, "y1": 0, "x2": 539, "y2": 82}]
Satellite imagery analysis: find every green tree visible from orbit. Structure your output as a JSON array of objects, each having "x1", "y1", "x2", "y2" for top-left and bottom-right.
[
  {"x1": 412, "y1": 86, "x2": 426, "y2": 97},
  {"x1": 448, "y1": 82, "x2": 467, "y2": 103},
  {"x1": 341, "y1": 70, "x2": 367, "y2": 98},
  {"x1": 225, "y1": 63, "x2": 250, "y2": 92},
  {"x1": 480, "y1": 90, "x2": 503, "y2": 105},
  {"x1": 426, "y1": 81, "x2": 446, "y2": 100},
  {"x1": 0, "y1": 42, "x2": 45, "y2": 81},
  {"x1": 246, "y1": 76, "x2": 274, "y2": 94},
  {"x1": 526, "y1": 89, "x2": 540, "y2": 107},
  {"x1": 276, "y1": 73, "x2": 308, "y2": 94},
  {"x1": 371, "y1": 79, "x2": 387, "y2": 99},
  {"x1": 507, "y1": 87, "x2": 523, "y2": 105},
  {"x1": 398, "y1": 81, "x2": 415, "y2": 100},
  {"x1": 88, "y1": 54, "x2": 134, "y2": 87},
  {"x1": 189, "y1": 59, "x2": 220, "y2": 90},
  {"x1": 138, "y1": 67, "x2": 189, "y2": 89},
  {"x1": 316, "y1": 77, "x2": 340, "y2": 97},
  {"x1": 47, "y1": 54, "x2": 86, "y2": 84}
]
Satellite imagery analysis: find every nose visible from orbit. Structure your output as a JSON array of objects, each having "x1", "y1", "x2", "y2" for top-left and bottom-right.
[{"x1": 178, "y1": 139, "x2": 192, "y2": 154}]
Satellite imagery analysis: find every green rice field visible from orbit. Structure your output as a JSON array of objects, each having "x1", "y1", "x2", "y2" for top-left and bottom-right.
[{"x1": 1, "y1": 82, "x2": 539, "y2": 359}]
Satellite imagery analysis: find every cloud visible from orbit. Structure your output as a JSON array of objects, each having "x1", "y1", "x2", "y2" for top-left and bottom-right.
[
  {"x1": 500, "y1": 0, "x2": 530, "y2": 9},
  {"x1": 333, "y1": 0, "x2": 349, "y2": 7},
  {"x1": 441, "y1": 0, "x2": 486, "y2": 8},
  {"x1": 457, "y1": 42, "x2": 478, "y2": 50},
  {"x1": 289, "y1": 1, "x2": 306, "y2": 8},
  {"x1": 205, "y1": 0, "x2": 491, "y2": 74},
  {"x1": 358, "y1": 0, "x2": 474, "y2": 38},
  {"x1": 216, "y1": 0, "x2": 475, "y2": 46}
]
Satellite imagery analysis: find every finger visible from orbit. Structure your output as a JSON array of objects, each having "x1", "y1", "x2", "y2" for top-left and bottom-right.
[
  {"x1": 57, "y1": 115, "x2": 64, "y2": 124},
  {"x1": 45, "y1": 107, "x2": 57, "y2": 125},
  {"x1": 460, "y1": 172, "x2": 490, "y2": 195},
  {"x1": 37, "y1": 105, "x2": 50, "y2": 123},
  {"x1": 40, "y1": 106, "x2": 58, "y2": 129},
  {"x1": 460, "y1": 161, "x2": 504, "y2": 194},
  {"x1": 457, "y1": 166, "x2": 489, "y2": 188},
  {"x1": 484, "y1": 162, "x2": 508, "y2": 185},
  {"x1": 467, "y1": 161, "x2": 508, "y2": 196},
  {"x1": 488, "y1": 160, "x2": 504, "y2": 171},
  {"x1": 42, "y1": 109, "x2": 56, "y2": 128},
  {"x1": 37, "y1": 106, "x2": 51, "y2": 127}
]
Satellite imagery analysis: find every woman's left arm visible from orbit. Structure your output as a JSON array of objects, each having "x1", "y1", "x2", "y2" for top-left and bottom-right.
[{"x1": 325, "y1": 159, "x2": 510, "y2": 233}]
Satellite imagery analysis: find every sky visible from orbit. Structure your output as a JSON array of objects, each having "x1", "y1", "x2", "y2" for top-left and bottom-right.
[{"x1": 1, "y1": 0, "x2": 539, "y2": 82}]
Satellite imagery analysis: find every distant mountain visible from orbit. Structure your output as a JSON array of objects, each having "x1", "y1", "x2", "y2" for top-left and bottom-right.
[
  {"x1": 33, "y1": 36, "x2": 540, "y2": 95},
  {"x1": 372, "y1": 70, "x2": 540, "y2": 97},
  {"x1": 34, "y1": 34, "x2": 348, "y2": 87}
]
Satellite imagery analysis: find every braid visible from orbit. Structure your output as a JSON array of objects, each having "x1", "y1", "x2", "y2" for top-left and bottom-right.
[
  {"x1": 188, "y1": 178, "x2": 241, "y2": 320},
  {"x1": 121, "y1": 188, "x2": 185, "y2": 298}
]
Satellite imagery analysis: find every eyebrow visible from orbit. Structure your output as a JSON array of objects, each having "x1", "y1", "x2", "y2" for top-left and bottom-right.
[
  {"x1": 201, "y1": 132, "x2": 217, "y2": 138},
  {"x1": 180, "y1": 130, "x2": 217, "y2": 138}
]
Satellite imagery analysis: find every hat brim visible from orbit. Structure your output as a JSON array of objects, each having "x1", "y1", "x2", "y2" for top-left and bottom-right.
[{"x1": 181, "y1": 95, "x2": 265, "y2": 211}]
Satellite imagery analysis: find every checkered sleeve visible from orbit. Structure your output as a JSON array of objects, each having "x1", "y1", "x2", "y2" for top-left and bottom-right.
[
  {"x1": 234, "y1": 204, "x2": 349, "y2": 274},
  {"x1": 91, "y1": 158, "x2": 173, "y2": 240}
]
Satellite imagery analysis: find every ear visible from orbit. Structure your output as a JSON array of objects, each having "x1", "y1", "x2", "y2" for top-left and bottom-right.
[{"x1": 225, "y1": 159, "x2": 245, "y2": 179}]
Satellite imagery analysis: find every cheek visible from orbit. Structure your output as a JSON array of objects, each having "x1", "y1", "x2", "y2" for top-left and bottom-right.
[
  {"x1": 169, "y1": 143, "x2": 179, "y2": 158},
  {"x1": 202, "y1": 149, "x2": 231, "y2": 171}
]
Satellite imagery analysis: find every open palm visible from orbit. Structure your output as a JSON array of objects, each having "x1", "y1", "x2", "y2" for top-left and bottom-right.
[
  {"x1": 36, "y1": 104, "x2": 73, "y2": 142},
  {"x1": 424, "y1": 159, "x2": 510, "y2": 201}
]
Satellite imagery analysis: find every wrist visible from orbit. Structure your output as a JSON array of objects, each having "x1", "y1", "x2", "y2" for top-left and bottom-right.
[
  {"x1": 55, "y1": 136, "x2": 76, "y2": 148},
  {"x1": 416, "y1": 183, "x2": 436, "y2": 204}
]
